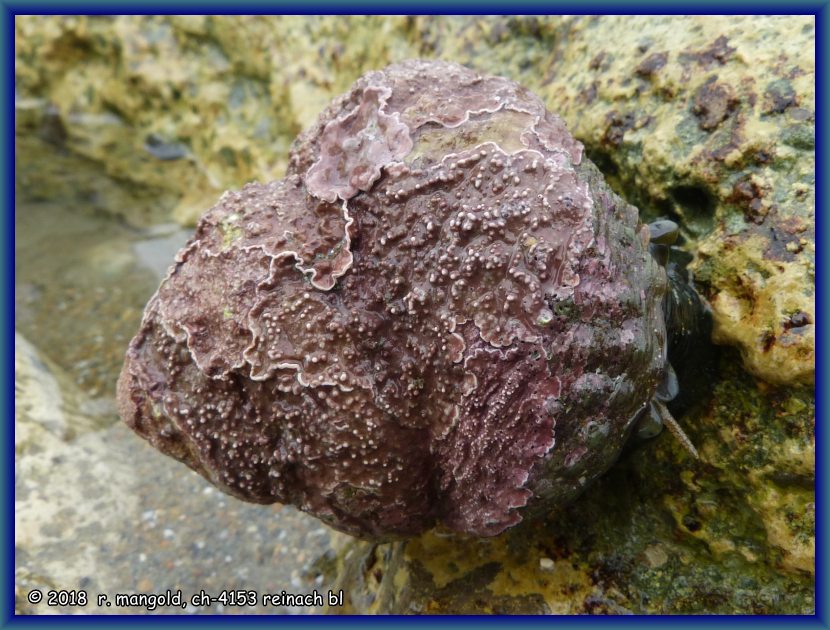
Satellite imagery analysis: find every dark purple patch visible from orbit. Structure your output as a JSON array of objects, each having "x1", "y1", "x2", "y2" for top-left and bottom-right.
[
  {"x1": 692, "y1": 76, "x2": 739, "y2": 131},
  {"x1": 635, "y1": 52, "x2": 668, "y2": 78}
]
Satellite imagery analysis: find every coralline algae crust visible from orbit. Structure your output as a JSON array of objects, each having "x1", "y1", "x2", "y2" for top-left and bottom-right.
[{"x1": 118, "y1": 60, "x2": 667, "y2": 539}]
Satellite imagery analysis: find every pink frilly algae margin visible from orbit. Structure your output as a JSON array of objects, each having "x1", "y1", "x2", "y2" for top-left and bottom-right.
[{"x1": 117, "y1": 60, "x2": 668, "y2": 539}]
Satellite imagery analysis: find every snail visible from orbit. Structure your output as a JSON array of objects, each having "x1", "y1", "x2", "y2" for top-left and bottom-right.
[{"x1": 118, "y1": 60, "x2": 706, "y2": 540}]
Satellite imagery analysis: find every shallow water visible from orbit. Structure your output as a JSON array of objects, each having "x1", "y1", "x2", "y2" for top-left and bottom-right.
[{"x1": 15, "y1": 198, "x2": 188, "y2": 398}]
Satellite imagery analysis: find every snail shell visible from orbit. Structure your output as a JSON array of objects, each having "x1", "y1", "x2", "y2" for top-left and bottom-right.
[{"x1": 118, "y1": 60, "x2": 668, "y2": 539}]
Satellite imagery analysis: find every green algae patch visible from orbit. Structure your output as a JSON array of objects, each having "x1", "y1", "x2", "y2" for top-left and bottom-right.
[{"x1": 219, "y1": 212, "x2": 243, "y2": 248}]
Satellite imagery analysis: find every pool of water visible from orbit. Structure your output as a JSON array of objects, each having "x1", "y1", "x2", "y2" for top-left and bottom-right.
[{"x1": 15, "y1": 200, "x2": 188, "y2": 398}]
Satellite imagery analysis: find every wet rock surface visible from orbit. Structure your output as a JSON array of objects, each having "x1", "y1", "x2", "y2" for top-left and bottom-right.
[{"x1": 15, "y1": 15, "x2": 814, "y2": 615}]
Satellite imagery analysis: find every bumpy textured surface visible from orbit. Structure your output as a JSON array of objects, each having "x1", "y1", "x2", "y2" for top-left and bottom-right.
[
  {"x1": 16, "y1": 15, "x2": 814, "y2": 385},
  {"x1": 118, "y1": 60, "x2": 667, "y2": 539},
  {"x1": 541, "y1": 16, "x2": 815, "y2": 386}
]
